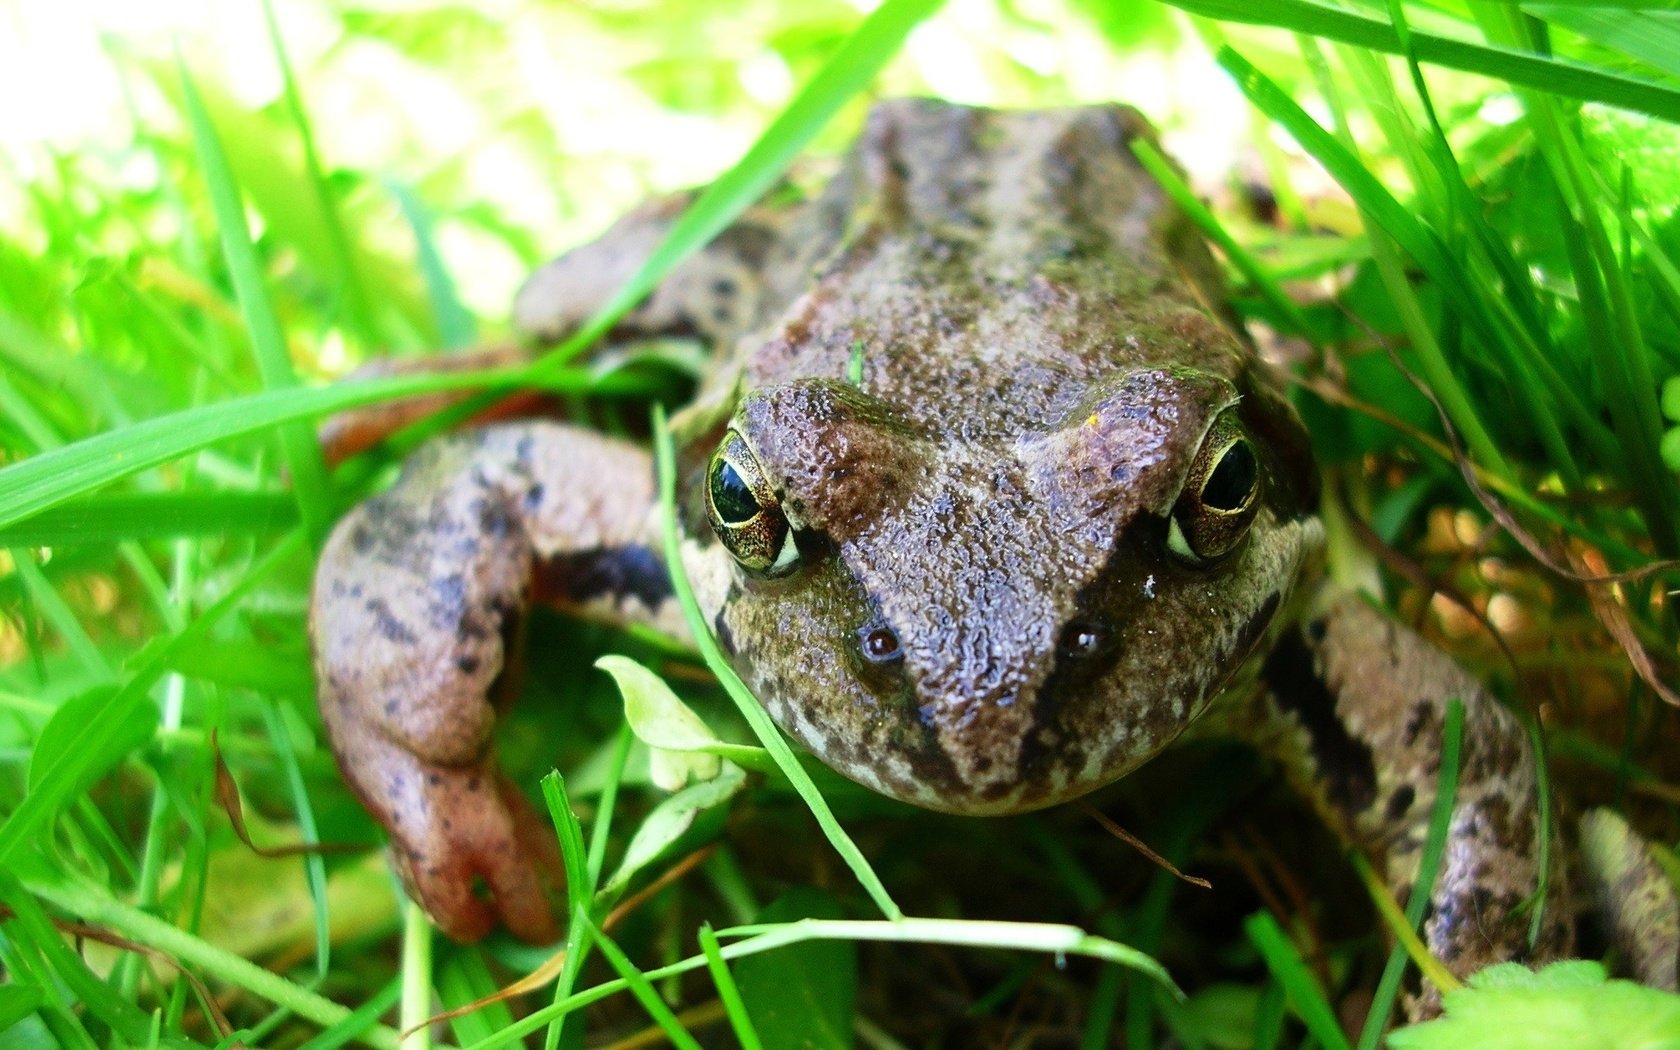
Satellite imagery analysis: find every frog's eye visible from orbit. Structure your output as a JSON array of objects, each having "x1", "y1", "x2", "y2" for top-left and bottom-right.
[
  {"x1": 705, "y1": 429, "x2": 800, "y2": 576},
  {"x1": 1167, "y1": 410, "x2": 1262, "y2": 564}
]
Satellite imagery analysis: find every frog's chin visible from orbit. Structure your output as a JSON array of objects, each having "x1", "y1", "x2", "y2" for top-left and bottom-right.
[{"x1": 809, "y1": 733, "x2": 1180, "y2": 818}]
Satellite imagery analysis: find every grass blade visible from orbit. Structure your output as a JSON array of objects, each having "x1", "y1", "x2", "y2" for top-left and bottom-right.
[
  {"x1": 0, "y1": 491, "x2": 296, "y2": 547},
  {"x1": 1217, "y1": 46, "x2": 1512, "y2": 473},
  {"x1": 527, "y1": 0, "x2": 946, "y2": 379},
  {"x1": 1356, "y1": 699, "x2": 1466, "y2": 1046},
  {"x1": 0, "y1": 363, "x2": 618, "y2": 532},
  {"x1": 1166, "y1": 0, "x2": 1680, "y2": 121},
  {"x1": 698, "y1": 924, "x2": 765, "y2": 1050},
  {"x1": 178, "y1": 62, "x2": 333, "y2": 546},
  {"x1": 259, "y1": 0, "x2": 380, "y2": 347},
  {"x1": 0, "y1": 533, "x2": 302, "y2": 865},
  {"x1": 1245, "y1": 910, "x2": 1351, "y2": 1050}
]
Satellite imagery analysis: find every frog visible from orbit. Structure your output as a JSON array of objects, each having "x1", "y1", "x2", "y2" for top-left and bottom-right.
[{"x1": 309, "y1": 98, "x2": 1671, "y2": 1012}]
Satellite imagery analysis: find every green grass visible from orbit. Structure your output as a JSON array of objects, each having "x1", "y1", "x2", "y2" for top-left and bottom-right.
[{"x1": 1, "y1": 0, "x2": 1678, "y2": 1047}]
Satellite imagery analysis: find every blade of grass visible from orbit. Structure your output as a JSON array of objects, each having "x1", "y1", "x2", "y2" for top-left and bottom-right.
[
  {"x1": 461, "y1": 917, "x2": 1178, "y2": 1050},
  {"x1": 0, "y1": 491, "x2": 296, "y2": 547},
  {"x1": 698, "y1": 923, "x2": 765, "y2": 1050},
  {"x1": 1221, "y1": 44, "x2": 1511, "y2": 478},
  {"x1": 1485, "y1": 9, "x2": 1680, "y2": 553},
  {"x1": 653, "y1": 403, "x2": 900, "y2": 921},
  {"x1": 585, "y1": 723, "x2": 634, "y2": 889},
  {"x1": 1244, "y1": 910, "x2": 1351, "y2": 1050},
  {"x1": 1338, "y1": 16, "x2": 1586, "y2": 486},
  {"x1": 1355, "y1": 699, "x2": 1466, "y2": 1048},
  {"x1": 435, "y1": 952, "x2": 515, "y2": 1046},
  {"x1": 400, "y1": 901, "x2": 434, "y2": 1050},
  {"x1": 1129, "y1": 138, "x2": 1320, "y2": 342},
  {"x1": 579, "y1": 913, "x2": 704, "y2": 1050},
  {"x1": 0, "y1": 532, "x2": 302, "y2": 865},
  {"x1": 297, "y1": 978, "x2": 403, "y2": 1050},
  {"x1": 0, "y1": 936, "x2": 97, "y2": 1049},
  {"x1": 1164, "y1": 0, "x2": 1680, "y2": 121},
  {"x1": 1527, "y1": 6, "x2": 1680, "y2": 79},
  {"x1": 11, "y1": 550, "x2": 110, "y2": 679},
  {"x1": 0, "y1": 872, "x2": 153, "y2": 1043},
  {"x1": 388, "y1": 181, "x2": 475, "y2": 350},
  {"x1": 259, "y1": 0, "x2": 379, "y2": 348},
  {"x1": 0, "y1": 362, "x2": 624, "y2": 532},
  {"x1": 261, "y1": 699, "x2": 331, "y2": 979},
  {"x1": 23, "y1": 871, "x2": 401, "y2": 1050},
  {"x1": 540, "y1": 771, "x2": 595, "y2": 1050},
  {"x1": 178, "y1": 61, "x2": 332, "y2": 546},
  {"x1": 525, "y1": 0, "x2": 946, "y2": 380}
]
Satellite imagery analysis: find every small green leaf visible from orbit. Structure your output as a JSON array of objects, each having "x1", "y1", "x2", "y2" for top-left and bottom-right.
[
  {"x1": 1662, "y1": 377, "x2": 1680, "y2": 423},
  {"x1": 597, "y1": 655, "x2": 725, "y2": 754},
  {"x1": 596, "y1": 653, "x2": 773, "y2": 786},
  {"x1": 600, "y1": 764, "x2": 744, "y2": 897},
  {"x1": 596, "y1": 653, "x2": 720, "y2": 789},
  {"x1": 1387, "y1": 960, "x2": 1680, "y2": 1050},
  {"x1": 28, "y1": 684, "x2": 158, "y2": 796}
]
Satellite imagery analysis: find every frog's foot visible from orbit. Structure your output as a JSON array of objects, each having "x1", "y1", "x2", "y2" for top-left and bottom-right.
[
  {"x1": 1581, "y1": 808, "x2": 1680, "y2": 990},
  {"x1": 312, "y1": 420, "x2": 673, "y2": 941},
  {"x1": 1249, "y1": 594, "x2": 1572, "y2": 1019},
  {"x1": 339, "y1": 730, "x2": 565, "y2": 942}
]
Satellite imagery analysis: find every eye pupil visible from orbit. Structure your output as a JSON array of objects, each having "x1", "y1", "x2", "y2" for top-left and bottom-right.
[
  {"x1": 1058, "y1": 619, "x2": 1106, "y2": 659},
  {"x1": 1202, "y1": 439, "x2": 1257, "y2": 512},
  {"x1": 862, "y1": 626, "x2": 901, "y2": 662},
  {"x1": 709, "y1": 458, "x2": 761, "y2": 524}
]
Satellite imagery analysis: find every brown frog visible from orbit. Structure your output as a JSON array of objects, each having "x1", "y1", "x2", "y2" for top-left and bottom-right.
[{"x1": 311, "y1": 99, "x2": 1659, "y2": 1006}]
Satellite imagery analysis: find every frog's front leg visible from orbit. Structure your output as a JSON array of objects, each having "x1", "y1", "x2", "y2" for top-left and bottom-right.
[
  {"x1": 311, "y1": 421, "x2": 677, "y2": 942},
  {"x1": 1251, "y1": 594, "x2": 1571, "y2": 1016}
]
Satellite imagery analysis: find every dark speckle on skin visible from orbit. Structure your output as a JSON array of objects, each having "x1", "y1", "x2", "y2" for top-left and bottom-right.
[
  {"x1": 1386, "y1": 784, "x2": 1416, "y2": 821},
  {"x1": 365, "y1": 597, "x2": 419, "y2": 645},
  {"x1": 1403, "y1": 702, "x2": 1436, "y2": 747}
]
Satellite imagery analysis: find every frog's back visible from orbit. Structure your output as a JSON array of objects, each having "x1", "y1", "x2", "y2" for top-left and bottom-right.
[{"x1": 735, "y1": 98, "x2": 1249, "y2": 440}]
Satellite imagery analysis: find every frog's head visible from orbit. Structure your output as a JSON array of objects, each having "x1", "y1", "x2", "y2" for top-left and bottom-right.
[{"x1": 683, "y1": 366, "x2": 1322, "y2": 814}]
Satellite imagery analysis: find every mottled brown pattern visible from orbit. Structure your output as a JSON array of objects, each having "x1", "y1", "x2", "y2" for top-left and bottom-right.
[
  {"x1": 312, "y1": 424, "x2": 677, "y2": 940},
  {"x1": 1244, "y1": 595, "x2": 1572, "y2": 1018}
]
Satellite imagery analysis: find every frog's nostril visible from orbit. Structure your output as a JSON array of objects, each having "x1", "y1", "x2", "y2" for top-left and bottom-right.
[
  {"x1": 1058, "y1": 618, "x2": 1108, "y2": 660},
  {"x1": 860, "y1": 624, "x2": 903, "y2": 663}
]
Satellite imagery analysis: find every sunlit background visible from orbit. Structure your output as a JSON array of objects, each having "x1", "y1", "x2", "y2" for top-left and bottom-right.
[{"x1": 0, "y1": 0, "x2": 1268, "y2": 338}]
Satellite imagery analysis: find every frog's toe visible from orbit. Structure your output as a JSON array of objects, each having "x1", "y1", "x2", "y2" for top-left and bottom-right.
[
  {"x1": 383, "y1": 761, "x2": 565, "y2": 944},
  {"x1": 389, "y1": 842, "x2": 500, "y2": 943}
]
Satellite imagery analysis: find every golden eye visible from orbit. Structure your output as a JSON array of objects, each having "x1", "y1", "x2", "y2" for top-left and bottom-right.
[
  {"x1": 1166, "y1": 410, "x2": 1262, "y2": 564},
  {"x1": 704, "y1": 430, "x2": 800, "y2": 576}
]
